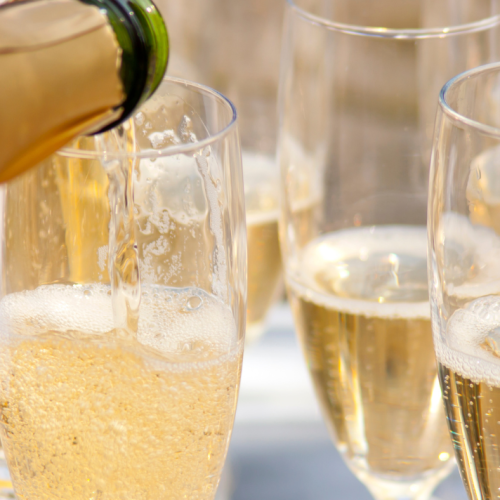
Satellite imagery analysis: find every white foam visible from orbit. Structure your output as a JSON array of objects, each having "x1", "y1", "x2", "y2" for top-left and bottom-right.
[
  {"x1": 288, "y1": 276, "x2": 430, "y2": 319},
  {"x1": 138, "y1": 286, "x2": 236, "y2": 353},
  {"x1": 0, "y1": 284, "x2": 237, "y2": 356},
  {"x1": 134, "y1": 154, "x2": 206, "y2": 225},
  {"x1": 301, "y1": 225, "x2": 428, "y2": 261},
  {"x1": 0, "y1": 284, "x2": 114, "y2": 337},
  {"x1": 287, "y1": 225, "x2": 430, "y2": 320},
  {"x1": 246, "y1": 209, "x2": 279, "y2": 226},
  {"x1": 435, "y1": 295, "x2": 500, "y2": 386}
]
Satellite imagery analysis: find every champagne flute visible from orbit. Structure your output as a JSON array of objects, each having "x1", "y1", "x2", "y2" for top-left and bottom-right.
[
  {"x1": 0, "y1": 77, "x2": 246, "y2": 500},
  {"x1": 278, "y1": 1, "x2": 500, "y2": 499},
  {"x1": 160, "y1": 0, "x2": 285, "y2": 343},
  {"x1": 429, "y1": 62, "x2": 500, "y2": 500}
]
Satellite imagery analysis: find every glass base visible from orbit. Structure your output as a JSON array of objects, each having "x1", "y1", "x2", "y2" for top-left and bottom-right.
[
  {"x1": 0, "y1": 483, "x2": 14, "y2": 500},
  {"x1": 356, "y1": 463, "x2": 454, "y2": 500},
  {"x1": 214, "y1": 464, "x2": 232, "y2": 500}
]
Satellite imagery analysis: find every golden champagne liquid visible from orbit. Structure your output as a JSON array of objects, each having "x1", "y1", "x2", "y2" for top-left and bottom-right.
[
  {"x1": 243, "y1": 153, "x2": 282, "y2": 343},
  {"x1": 0, "y1": 284, "x2": 242, "y2": 500},
  {"x1": 1, "y1": 103, "x2": 241, "y2": 498},
  {"x1": 287, "y1": 226, "x2": 453, "y2": 487},
  {"x1": 96, "y1": 126, "x2": 141, "y2": 337},
  {"x1": 435, "y1": 295, "x2": 500, "y2": 500},
  {"x1": 246, "y1": 210, "x2": 281, "y2": 342}
]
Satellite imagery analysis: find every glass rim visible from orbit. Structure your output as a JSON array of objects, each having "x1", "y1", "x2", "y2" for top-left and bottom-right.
[
  {"x1": 59, "y1": 76, "x2": 238, "y2": 160},
  {"x1": 439, "y1": 62, "x2": 500, "y2": 139},
  {"x1": 286, "y1": 0, "x2": 500, "y2": 40}
]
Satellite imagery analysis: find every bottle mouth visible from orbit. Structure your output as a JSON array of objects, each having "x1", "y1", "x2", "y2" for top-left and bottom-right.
[
  {"x1": 127, "y1": 0, "x2": 169, "y2": 98},
  {"x1": 80, "y1": 0, "x2": 168, "y2": 133}
]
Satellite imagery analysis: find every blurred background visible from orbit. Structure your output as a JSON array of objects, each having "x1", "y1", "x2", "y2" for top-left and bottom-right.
[{"x1": 152, "y1": 0, "x2": 471, "y2": 498}]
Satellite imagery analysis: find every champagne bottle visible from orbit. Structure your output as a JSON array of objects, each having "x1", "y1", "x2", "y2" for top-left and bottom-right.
[{"x1": 0, "y1": 0, "x2": 168, "y2": 182}]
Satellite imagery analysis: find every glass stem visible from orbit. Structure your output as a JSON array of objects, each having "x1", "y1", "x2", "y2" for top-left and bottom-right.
[{"x1": 370, "y1": 491, "x2": 432, "y2": 500}]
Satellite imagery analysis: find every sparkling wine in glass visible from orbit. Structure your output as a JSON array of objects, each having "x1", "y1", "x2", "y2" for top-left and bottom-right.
[
  {"x1": 0, "y1": 78, "x2": 246, "y2": 500},
  {"x1": 429, "y1": 62, "x2": 500, "y2": 500}
]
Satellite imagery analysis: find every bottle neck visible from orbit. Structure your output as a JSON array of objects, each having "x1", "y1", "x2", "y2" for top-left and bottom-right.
[{"x1": 79, "y1": 0, "x2": 168, "y2": 133}]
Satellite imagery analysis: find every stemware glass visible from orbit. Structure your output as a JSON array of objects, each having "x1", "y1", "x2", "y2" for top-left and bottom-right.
[
  {"x1": 429, "y1": 62, "x2": 500, "y2": 500},
  {"x1": 160, "y1": 0, "x2": 285, "y2": 343},
  {"x1": 0, "y1": 77, "x2": 246, "y2": 500},
  {"x1": 278, "y1": 1, "x2": 500, "y2": 499}
]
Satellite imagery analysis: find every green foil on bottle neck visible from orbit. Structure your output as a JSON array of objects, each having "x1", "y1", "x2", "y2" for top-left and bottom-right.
[
  {"x1": 127, "y1": 0, "x2": 168, "y2": 99},
  {"x1": 78, "y1": 0, "x2": 168, "y2": 132}
]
